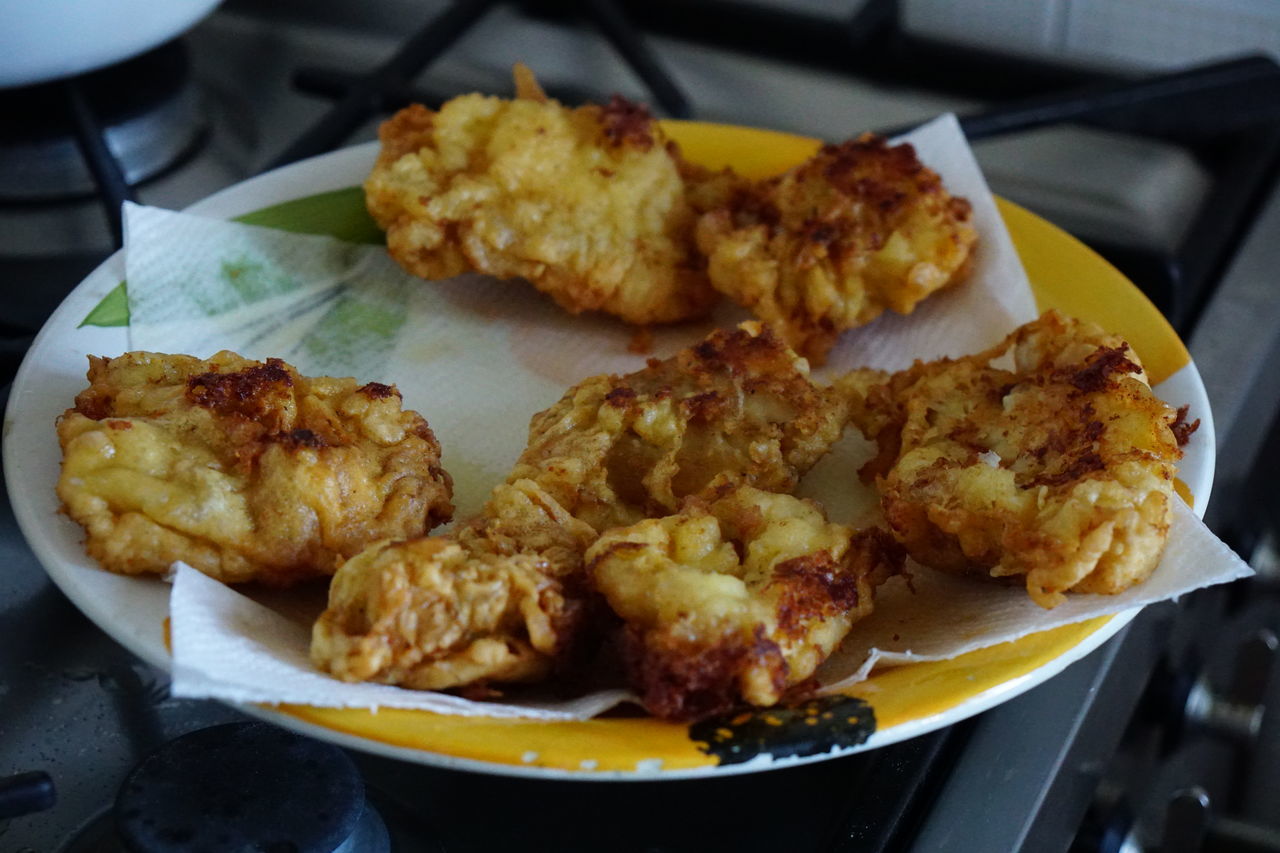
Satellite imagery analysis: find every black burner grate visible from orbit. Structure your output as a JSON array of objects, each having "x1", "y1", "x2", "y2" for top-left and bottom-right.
[
  {"x1": 264, "y1": 0, "x2": 691, "y2": 173},
  {"x1": 0, "y1": 41, "x2": 209, "y2": 246}
]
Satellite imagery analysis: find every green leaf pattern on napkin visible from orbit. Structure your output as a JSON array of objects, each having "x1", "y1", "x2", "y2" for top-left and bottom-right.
[
  {"x1": 81, "y1": 187, "x2": 382, "y2": 328},
  {"x1": 296, "y1": 274, "x2": 408, "y2": 376},
  {"x1": 79, "y1": 281, "x2": 130, "y2": 327},
  {"x1": 120, "y1": 201, "x2": 415, "y2": 381},
  {"x1": 213, "y1": 255, "x2": 301, "y2": 307}
]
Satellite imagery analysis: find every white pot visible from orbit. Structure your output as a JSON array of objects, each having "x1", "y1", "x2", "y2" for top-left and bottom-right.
[{"x1": 0, "y1": 0, "x2": 223, "y2": 89}]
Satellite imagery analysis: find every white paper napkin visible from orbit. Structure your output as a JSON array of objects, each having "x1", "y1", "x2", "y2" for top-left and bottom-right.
[
  {"x1": 122, "y1": 114, "x2": 1252, "y2": 720},
  {"x1": 168, "y1": 562, "x2": 631, "y2": 718},
  {"x1": 816, "y1": 499, "x2": 1252, "y2": 689}
]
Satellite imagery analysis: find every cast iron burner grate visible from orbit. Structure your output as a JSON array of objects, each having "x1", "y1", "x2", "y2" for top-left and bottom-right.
[
  {"x1": 262, "y1": 0, "x2": 691, "y2": 174},
  {"x1": 0, "y1": 41, "x2": 210, "y2": 247}
]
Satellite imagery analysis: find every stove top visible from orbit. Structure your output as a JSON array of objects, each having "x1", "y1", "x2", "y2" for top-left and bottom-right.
[{"x1": 3, "y1": 3, "x2": 1280, "y2": 851}]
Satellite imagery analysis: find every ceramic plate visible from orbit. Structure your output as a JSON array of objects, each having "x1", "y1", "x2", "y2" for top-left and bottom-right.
[{"x1": 3, "y1": 122, "x2": 1213, "y2": 779}]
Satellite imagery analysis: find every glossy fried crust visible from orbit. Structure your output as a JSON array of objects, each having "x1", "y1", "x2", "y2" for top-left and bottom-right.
[
  {"x1": 312, "y1": 479, "x2": 595, "y2": 689},
  {"x1": 511, "y1": 322, "x2": 851, "y2": 533},
  {"x1": 56, "y1": 351, "x2": 453, "y2": 586},
  {"x1": 847, "y1": 311, "x2": 1186, "y2": 608},
  {"x1": 695, "y1": 135, "x2": 977, "y2": 363},
  {"x1": 364, "y1": 70, "x2": 716, "y2": 325},
  {"x1": 586, "y1": 481, "x2": 903, "y2": 720}
]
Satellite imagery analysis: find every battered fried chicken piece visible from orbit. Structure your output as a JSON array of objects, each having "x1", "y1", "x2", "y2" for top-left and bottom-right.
[
  {"x1": 365, "y1": 66, "x2": 716, "y2": 325},
  {"x1": 586, "y1": 481, "x2": 903, "y2": 720},
  {"x1": 846, "y1": 311, "x2": 1185, "y2": 608},
  {"x1": 511, "y1": 322, "x2": 850, "y2": 532},
  {"x1": 312, "y1": 479, "x2": 595, "y2": 689},
  {"x1": 56, "y1": 351, "x2": 452, "y2": 586},
  {"x1": 695, "y1": 134, "x2": 978, "y2": 363}
]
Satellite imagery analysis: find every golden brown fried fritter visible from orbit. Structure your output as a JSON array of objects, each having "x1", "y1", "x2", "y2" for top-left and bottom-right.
[
  {"x1": 846, "y1": 311, "x2": 1185, "y2": 608},
  {"x1": 365, "y1": 67, "x2": 716, "y2": 325},
  {"x1": 511, "y1": 322, "x2": 850, "y2": 532},
  {"x1": 312, "y1": 479, "x2": 594, "y2": 689},
  {"x1": 312, "y1": 323, "x2": 851, "y2": 691},
  {"x1": 56, "y1": 351, "x2": 453, "y2": 586},
  {"x1": 586, "y1": 480, "x2": 903, "y2": 720},
  {"x1": 312, "y1": 538, "x2": 557, "y2": 689},
  {"x1": 695, "y1": 135, "x2": 977, "y2": 363}
]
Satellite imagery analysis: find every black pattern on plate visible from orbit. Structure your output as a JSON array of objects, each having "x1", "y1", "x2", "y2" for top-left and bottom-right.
[{"x1": 689, "y1": 695, "x2": 876, "y2": 765}]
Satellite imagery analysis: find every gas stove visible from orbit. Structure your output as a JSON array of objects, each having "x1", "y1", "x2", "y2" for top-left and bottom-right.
[{"x1": 3, "y1": 3, "x2": 1280, "y2": 851}]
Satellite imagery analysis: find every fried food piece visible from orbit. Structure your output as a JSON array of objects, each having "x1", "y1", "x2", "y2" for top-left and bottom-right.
[
  {"x1": 313, "y1": 323, "x2": 850, "y2": 691},
  {"x1": 695, "y1": 135, "x2": 977, "y2": 363},
  {"x1": 847, "y1": 311, "x2": 1185, "y2": 608},
  {"x1": 312, "y1": 479, "x2": 595, "y2": 689},
  {"x1": 586, "y1": 481, "x2": 903, "y2": 720},
  {"x1": 313, "y1": 538, "x2": 557, "y2": 689},
  {"x1": 511, "y1": 322, "x2": 850, "y2": 532},
  {"x1": 56, "y1": 351, "x2": 453, "y2": 586},
  {"x1": 365, "y1": 66, "x2": 716, "y2": 325}
]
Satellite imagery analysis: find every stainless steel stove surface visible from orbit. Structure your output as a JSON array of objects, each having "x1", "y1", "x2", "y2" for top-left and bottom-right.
[{"x1": 4, "y1": 3, "x2": 1280, "y2": 851}]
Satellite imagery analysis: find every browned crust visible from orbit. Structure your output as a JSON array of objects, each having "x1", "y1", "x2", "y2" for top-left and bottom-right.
[
  {"x1": 769, "y1": 552, "x2": 862, "y2": 637},
  {"x1": 57, "y1": 351, "x2": 454, "y2": 587},
  {"x1": 848, "y1": 310, "x2": 1184, "y2": 605},
  {"x1": 517, "y1": 323, "x2": 846, "y2": 531},
  {"x1": 1170, "y1": 404, "x2": 1200, "y2": 447},
  {"x1": 849, "y1": 526, "x2": 909, "y2": 586},
  {"x1": 695, "y1": 133, "x2": 977, "y2": 363},
  {"x1": 359, "y1": 381, "x2": 398, "y2": 399},
  {"x1": 596, "y1": 94, "x2": 656, "y2": 150},
  {"x1": 374, "y1": 102, "x2": 436, "y2": 166},
  {"x1": 185, "y1": 359, "x2": 294, "y2": 423},
  {"x1": 1061, "y1": 344, "x2": 1142, "y2": 393},
  {"x1": 623, "y1": 625, "x2": 786, "y2": 722},
  {"x1": 364, "y1": 73, "x2": 718, "y2": 327}
]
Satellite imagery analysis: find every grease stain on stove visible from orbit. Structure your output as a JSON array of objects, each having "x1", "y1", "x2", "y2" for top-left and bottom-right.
[{"x1": 688, "y1": 696, "x2": 876, "y2": 766}]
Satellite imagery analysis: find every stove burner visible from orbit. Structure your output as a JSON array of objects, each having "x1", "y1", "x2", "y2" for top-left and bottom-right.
[
  {"x1": 0, "y1": 41, "x2": 207, "y2": 203},
  {"x1": 55, "y1": 722, "x2": 390, "y2": 853}
]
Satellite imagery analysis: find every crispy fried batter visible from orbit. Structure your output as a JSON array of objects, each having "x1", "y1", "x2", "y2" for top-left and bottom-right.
[
  {"x1": 312, "y1": 479, "x2": 595, "y2": 688},
  {"x1": 56, "y1": 351, "x2": 452, "y2": 586},
  {"x1": 846, "y1": 311, "x2": 1184, "y2": 608},
  {"x1": 586, "y1": 480, "x2": 903, "y2": 720},
  {"x1": 365, "y1": 67, "x2": 716, "y2": 325},
  {"x1": 695, "y1": 135, "x2": 977, "y2": 363},
  {"x1": 511, "y1": 322, "x2": 850, "y2": 532},
  {"x1": 313, "y1": 322, "x2": 851, "y2": 691}
]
